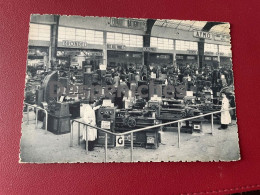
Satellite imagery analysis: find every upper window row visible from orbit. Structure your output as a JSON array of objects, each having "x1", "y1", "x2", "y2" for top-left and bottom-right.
[
  {"x1": 107, "y1": 32, "x2": 143, "y2": 48},
  {"x1": 29, "y1": 23, "x2": 51, "y2": 41},
  {"x1": 58, "y1": 27, "x2": 103, "y2": 45},
  {"x1": 176, "y1": 40, "x2": 198, "y2": 51},
  {"x1": 151, "y1": 37, "x2": 174, "y2": 50},
  {"x1": 28, "y1": 24, "x2": 230, "y2": 54}
]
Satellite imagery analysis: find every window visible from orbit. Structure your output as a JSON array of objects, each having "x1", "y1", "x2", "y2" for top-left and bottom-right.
[
  {"x1": 107, "y1": 32, "x2": 143, "y2": 47},
  {"x1": 150, "y1": 37, "x2": 174, "y2": 50},
  {"x1": 176, "y1": 40, "x2": 198, "y2": 51},
  {"x1": 29, "y1": 23, "x2": 51, "y2": 41},
  {"x1": 219, "y1": 45, "x2": 231, "y2": 55},
  {"x1": 58, "y1": 27, "x2": 103, "y2": 45},
  {"x1": 204, "y1": 43, "x2": 218, "y2": 53}
]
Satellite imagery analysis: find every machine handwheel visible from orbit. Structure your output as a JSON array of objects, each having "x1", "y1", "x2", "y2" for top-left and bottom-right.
[{"x1": 127, "y1": 117, "x2": 136, "y2": 128}]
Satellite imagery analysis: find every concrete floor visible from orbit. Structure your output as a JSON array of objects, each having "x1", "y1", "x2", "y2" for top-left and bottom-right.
[{"x1": 20, "y1": 111, "x2": 240, "y2": 163}]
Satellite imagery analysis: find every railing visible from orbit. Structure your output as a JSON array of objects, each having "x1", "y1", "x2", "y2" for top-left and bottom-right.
[
  {"x1": 24, "y1": 103, "x2": 48, "y2": 133},
  {"x1": 70, "y1": 107, "x2": 236, "y2": 162}
]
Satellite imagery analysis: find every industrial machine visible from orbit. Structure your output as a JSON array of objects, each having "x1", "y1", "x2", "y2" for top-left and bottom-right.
[
  {"x1": 115, "y1": 109, "x2": 161, "y2": 148},
  {"x1": 96, "y1": 106, "x2": 116, "y2": 147},
  {"x1": 47, "y1": 100, "x2": 71, "y2": 134}
]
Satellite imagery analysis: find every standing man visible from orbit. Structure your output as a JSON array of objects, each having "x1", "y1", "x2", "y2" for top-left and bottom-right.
[
  {"x1": 81, "y1": 101, "x2": 101, "y2": 151},
  {"x1": 218, "y1": 93, "x2": 231, "y2": 130}
]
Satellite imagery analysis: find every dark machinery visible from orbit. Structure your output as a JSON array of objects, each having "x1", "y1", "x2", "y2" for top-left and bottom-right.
[
  {"x1": 115, "y1": 109, "x2": 160, "y2": 148},
  {"x1": 96, "y1": 106, "x2": 116, "y2": 147}
]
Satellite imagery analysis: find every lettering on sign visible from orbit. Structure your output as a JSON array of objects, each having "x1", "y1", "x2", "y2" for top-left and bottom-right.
[
  {"x1": 187, "y1": 50, "x2": 198, "y2": 54},
  {"x1": 143, "y1": 47, "x2": 157, "y2": 52},
  {"x1": 101, "y1": 121, "x2": 111, "y2": 130},
  {"x1": 107, "y1": 44, "x2": 126, "y2": 50},
  {"x1": 214, "y1": 34, "x2": 230, "y2": 42},
  {"x1": 110, "y1": 18, "x2": 146, "y2": 31},
  {"x1": 193, "y1": 31, "x2": 212, "y2": 39},
  {"x1": 116, "y1": 135, "x2": 124, "y2": 147},
  {"x1": 204, "y1": 51, "x2": 214, "y2": 55},
  {"x1": 62, "y1": 40, "x2": 88, "y2": 47}
]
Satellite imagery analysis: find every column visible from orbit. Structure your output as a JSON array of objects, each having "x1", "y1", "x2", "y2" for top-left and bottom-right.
[
  {"x1": 50, "y1": 15, "x2": 60, "y2": 70},
  {"x1": 103, "y1": 31, "x2": 107, "y2": 67},
  {"x1": 198, "y1": 38, "x2": 205, "y2": 72}
]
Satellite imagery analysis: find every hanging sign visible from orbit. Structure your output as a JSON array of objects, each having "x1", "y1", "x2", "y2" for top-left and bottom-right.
[
  {"x1": 110, "y1": 18, "x2": 146, "y2": 31},
  {"x1": 187, "y1": 50, "x2": 198, "y2": 54},
  {"x1": 193, "y1": 31, "x2": 212, "y2": 39},
  {"x1": 214, "y1": 34, "x2": 230, "y2": 42},
  {"x1": 62, "y1": 40, "x2": 88, "y2": 47},
  {"x1": 143, "y1": 47, "x2": 157, "y2": 52},
  {"x1": 107, "y1": 44, "x2": 126, "y2": 50}
]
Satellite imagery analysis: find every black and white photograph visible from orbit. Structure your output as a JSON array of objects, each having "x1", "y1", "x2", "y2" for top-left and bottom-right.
[{"x1": 20, "y1": 14, "x2": 239, "y2": 163}]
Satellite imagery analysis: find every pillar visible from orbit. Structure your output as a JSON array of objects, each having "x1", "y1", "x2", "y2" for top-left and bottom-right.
[
  {"x1": 198, "y1": 38, "x2": 205, "y2": 72},
  {"x1": 50, "y1": 15, "x2": 60, "y2": 70}
]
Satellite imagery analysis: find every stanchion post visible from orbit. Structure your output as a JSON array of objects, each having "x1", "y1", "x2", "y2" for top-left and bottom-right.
[
  {"x1": 105, "y1": 133, "x2": 107, "y2": 162},
  {"x1": 35, "y1": 108, "x2": 38, "y2": 129},
  {"x1": 45, "y1": 111, "x2": 48, "y2": 134},
  {"x1": 130, "y1": 132, "x2": 133, "y2": 162},
  {"x1": 27, "y1": 105, "x2": 29, "y2": 125},
  {"x1": 70, "y1": 121, "x2": 73, "y2": 147},
  {"x1": 78, "y1": 122, "x2": 80, "y2": 146},
  {"x1": 211, "y1": 113, "x2": 214, "y2": 135},
  {"x1": 178, "y1": 121, "x2": 181, "y2": 148},
  {"x1": 85, "y1": 125, "x2": 88, "y2": 154}
]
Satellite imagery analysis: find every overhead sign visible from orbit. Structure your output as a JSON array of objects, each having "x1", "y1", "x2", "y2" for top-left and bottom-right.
[
  {"x1": 110, "y1": 18, "x2": 146, "y2": 31},
  {"x1": 107, "y1": 44, "x2": 126, "y2": 50},
  {"x1": 62, "y1": 40, "x2": 88, "y2": 47},
  {"x1": 187, "y1": 50, "x2": 198, "y2": 54},
  {"x1": 214, "y1": 34, "x2": 230, "y2": 42},
  {"x1": 204, "y1": 51, "x2": 215, "y2": 55},
  {"x1": 143, "y1": 47, "x2": 157, "y2": 52},
  {"x1": 116, "y1": 135, "x2": 124, "y2": 147},
  {"x1": 193, "y1": 31, "x2": 212, "y2": 39}
]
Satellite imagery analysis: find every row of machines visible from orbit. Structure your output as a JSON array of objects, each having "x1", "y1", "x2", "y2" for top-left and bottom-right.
[{"x1": 96, "y1": 106, "x2": 160, "y2": 149}]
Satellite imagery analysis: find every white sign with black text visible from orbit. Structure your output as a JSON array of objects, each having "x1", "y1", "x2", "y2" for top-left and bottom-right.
[{"x1": 116, "y1": 135, "x2": 125, "y2": 147}]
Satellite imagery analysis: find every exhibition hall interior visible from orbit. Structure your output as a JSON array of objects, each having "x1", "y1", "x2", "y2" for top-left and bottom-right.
[{"x1": 20, "y1": 15, "x2": 239, "y2": 163}]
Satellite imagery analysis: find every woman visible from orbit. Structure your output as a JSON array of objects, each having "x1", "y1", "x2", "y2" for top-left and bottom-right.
[
  {"x1": 218, "y1": 93, "x2": 231, "y2": 130},
  {"x1": 81, "y1": 102, "x2": 100, "y2": 151}
]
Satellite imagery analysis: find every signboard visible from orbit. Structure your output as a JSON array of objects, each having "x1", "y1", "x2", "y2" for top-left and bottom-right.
[
  {"x1": 116, "y1": 135, "x2": 124, "y2": 147},
  {"x1": 205, "y1": 56, "x2": 212, "y2": 60},
  {"x1": 160, "y1": 55, "x2": 170, "y2": 59},
  {"x1": 214, "y1": 34, "x2": 230, "y2": 42},
  {"x1": 187, "y1": 56, "x2": 195, "y2": 60},
  {"x1": 213, "y1": 57, "x2": 218, "y2": 61},
  {"x1": 143, "y1": 47, "x2": 157, "y2": 52},
  {"x1": 107, "y1": 44, "x2": 126, "y2": 50},
  {"x1": 110, "y1": 18, "x2": 146, "y2": 31},
  {"x1": 101, "y1": 121, "x2": 111, "y2": 130},
  {"x1": 176, "y1": 55, "x2": 184, "y2": 59},
  {"x1": 62, "y1": 40, "x2": 88, "y2": 47},
  {"x1": 204, "y1": 51, "x2": 215, "y2": 55},
  {"x1": 193, "y1": 31, "x2": 212, "y2": 39},
  {"x1": 132, "y1": 53, "x2": 142, "y2": 58},
  {"x1": 83, "y1": 51, "x2": 103, "y2": 57},
  {"x1": 187, "y1": 50, "x2": 198, "y2": 54}
]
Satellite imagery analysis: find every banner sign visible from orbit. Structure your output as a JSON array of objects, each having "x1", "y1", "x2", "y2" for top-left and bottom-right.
[
  {"x1": 62, "y1": 40, "x2": 88, "y2": 47},
  {"x1": 107, "y1": 44, "x2": 126, "y2": 50},
  {"x1": 110, "y1": 18, "x2": 146, "y2": 31},
  {"x1": 143, "y1": 47, "x2": 157, "y2": 52},
  {"x1": 193, "y1": 31, "x2": 212, "y2": 39}
]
